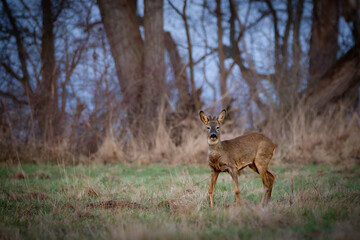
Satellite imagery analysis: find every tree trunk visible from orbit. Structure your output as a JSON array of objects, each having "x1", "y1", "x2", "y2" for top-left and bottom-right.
[
  {"x1": 181, "y1": 0, "x2": 199, "y2": 111},
  {"x1": 37, "y1": 0, "x2": 59, "y2": 141},
  {"x1": 144, "y1": 0, "x2": 165, "y2": 122},
  {"x1": 308, "y1": 0, "x2": 339, "y2": 87},
  {"x1": 98, "y1": 0, "x2": 144, "y2": 128},
  {"x1": 291, "y1": 0, "x2": 304, "y2": 90},
  {"x1": 305, "y1": 44, "x2": 360, "y2": 111},
  {"x1": 341, "y1": 0, "x2": 360, "y2": 44},
  {"x1": 164, "y1": 32, "x2": 193, "y2": 114},
  {"x1": 216, "y1": 0, "x2": 230, "y2": 111}
]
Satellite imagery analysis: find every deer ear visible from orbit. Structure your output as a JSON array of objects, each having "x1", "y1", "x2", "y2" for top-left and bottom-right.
[
  {"x1": 199, "y1": 111, "x2": 209, "y2": 125},
  {"x1": 218, "y1": 109, "x2": 226, "y2": 124}
]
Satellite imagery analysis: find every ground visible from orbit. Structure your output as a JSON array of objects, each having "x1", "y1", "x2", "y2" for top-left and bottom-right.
[{"x1": 0, "y1": 163, "x2": 360, "y2": 239}]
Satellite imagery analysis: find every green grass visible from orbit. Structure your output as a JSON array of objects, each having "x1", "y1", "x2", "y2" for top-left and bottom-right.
[{"x1": 0, "y1": 163, "x2": 359, "y2": 239}]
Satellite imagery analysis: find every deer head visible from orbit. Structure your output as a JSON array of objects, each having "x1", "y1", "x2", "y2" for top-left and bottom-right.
[{"x1": 199, "y1": 109, "x2": 226, "y2": 145}]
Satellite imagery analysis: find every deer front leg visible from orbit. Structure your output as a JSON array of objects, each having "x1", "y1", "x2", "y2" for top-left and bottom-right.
[
  {"x1": 230, "y1": 171, "x2": 241, "y2": 206},
  {"x1": 208, "y1": 170, "x2": 219, "y2": 208}
]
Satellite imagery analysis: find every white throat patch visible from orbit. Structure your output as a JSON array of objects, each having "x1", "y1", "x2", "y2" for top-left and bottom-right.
[{"x1": 208, "y1": 139, "x2": 219, "y2": 145}]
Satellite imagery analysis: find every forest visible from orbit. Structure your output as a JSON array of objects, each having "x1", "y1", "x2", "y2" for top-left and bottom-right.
[
  {"x1": 0, "y1": 0, "x2": 360, "y2": 239},
  {"x1": 0, "y1": 0, "x2": 359, "y2": 164}
]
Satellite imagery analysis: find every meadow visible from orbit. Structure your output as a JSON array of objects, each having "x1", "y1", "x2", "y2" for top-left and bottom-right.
[{"x1": 1, "y1": 162, "x2": 360, "y2": 239}]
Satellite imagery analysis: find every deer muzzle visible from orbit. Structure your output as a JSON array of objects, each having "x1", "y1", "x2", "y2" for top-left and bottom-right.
[{"x1": 210, "y1": 133, "x2": 217, "y2": 140}]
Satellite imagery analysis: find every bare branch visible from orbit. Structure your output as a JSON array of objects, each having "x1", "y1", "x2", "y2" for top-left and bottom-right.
[
  {"x1": 281, "y1": 0, "x2": 293, "y2": 66},
  {"x1": 292, "y1": 0, "x2": 304, "y2": 86},
  {"x1": 84, "y1": 21, "x2": 102, "y2": 32},
  {"x1": 191, "y1": 48, "x2": 217, "y2": 66},
  {"x1": 0, "y1": 90, "x2": 28, "y2": 105},
  {"x1": 53, "y1": 0, "x2": 66, "y2": 21},
  {"x1": 264, "y1": 0, "x2": 280, "y2": 66},
  {"x1": 19, "y1": 0, "x2": 42, "y2": 29},
  {"x1": 0, "y1": 62, "x2": 22, "y2": 83},
  {"x1": 168, "y1": 0, "x2": 183, "y2": 17},
  {"x1": 228, "y1": 0, "x2": 272, "y2": 116},
  {"x1": 169, "y1": 0, "x2": 199, "y2": 109},
  {"x1": 237, "y1": 11, "x2": 271, "y2": 41},
  {"x1": 1, "y1": 0, "x2": 30, "y2": 88}
]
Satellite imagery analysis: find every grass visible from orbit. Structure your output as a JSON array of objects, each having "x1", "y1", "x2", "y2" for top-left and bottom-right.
[{"x1": 0, "y1": 162, "x2": 360, "y2": 239}]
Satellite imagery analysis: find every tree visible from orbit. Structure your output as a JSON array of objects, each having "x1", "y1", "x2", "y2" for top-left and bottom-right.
[
  {"x1": 1, "y1": 0, "x2": 59, "y2": 141},
  {"x1": 38, "y1": 0, "x2": 58, "y2": 140},
  {"x1": 144, "y1": 0, "x2": 165, "y2": 121},
  {"x1": 98, "y1": 0, "x2": 145, "y2": 131},
  {"x1": 308, "y1": 0, "x2": 339, "y2": 87},
  {"x1": 305, "y1": 44, "x2": 360, "y2": 111},
  {"x1": 0, "y1": 0, "x2": 93, "y2": 143},
  {"x1": 168, "y1": 0, "x2": 202, "y2": 112},
  {"x1": 164, "y1": 31, "x2": 194, "y2": 114},
  {"x1": 227, "y1": 0, "x2": 359, "y2": 118},
  {"x1": 305, "y1": 0, "x2": 359, "y2": 112},
  {"x1": 216, "y1": 0, "x2": 231, "y2": 113},
  {"x1": 98, "y1": 0, "x2": 201, "y2": 138}
]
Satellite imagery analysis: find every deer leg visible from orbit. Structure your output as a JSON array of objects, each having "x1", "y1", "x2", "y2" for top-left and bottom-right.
[
  {"x1": 254, "y1": 161, "x2": 270, "y2": 207},
  {"x1": 254, "y1": 142, "x2": 276, "y2": 206},
  {"x1": 260, "y1": 172, "x2": 269, "y2": 206},
  {"x1": 230, "y1": 171, "x2": 241, "y2": 206},
  {"x1": 250, "y1": 163, "x2": 270, "y2": 205},
  {"x1": 250, "y1": 163, "x2": 273, "y2": 205},
  {"x1": 208, "y1": 170, "x2": 219, "y2": 208},
  {"x1": 265, "y1": 170, "x2": 275, "y2": 203}
]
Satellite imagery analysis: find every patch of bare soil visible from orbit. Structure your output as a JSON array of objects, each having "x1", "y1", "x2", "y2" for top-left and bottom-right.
[
  {"x1": 12, "y1": 171, "x2": 51, "y2": 180},
  {"x1": 86, "y1": 187, "x2": 101, "y2": 197},
  {"x1": 157, "y1": 188, "x2": 199, "y2": 213},
  {"x1": 158, "y1": 199, "x2": 177, "y2": 208},
  {"x1": 31, "y1": 171, "x2": 51, "y2": 179},
  {"x1": 5, "y1": 190, "x2": 50, "y2": 201},
  {"x1": 76, "y1": 210, "x2": 96, "y2": 219},
  {"x1": 13, "y1": 171, "x2": 26, "y2": 179},
  {"x1": 61, "y1": 202, "x2": 75, "y2": 210},
  {"x1": 27, "y1": 191, "x2": 50, "y2": 200},
  {"x1": 86, "y1": 199, "x2": 148, "y2": 210}
]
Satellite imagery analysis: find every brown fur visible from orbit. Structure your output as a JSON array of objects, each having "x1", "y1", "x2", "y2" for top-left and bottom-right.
[{"x1": 199, "y1": 110, "x2": 277, "y2": 207}]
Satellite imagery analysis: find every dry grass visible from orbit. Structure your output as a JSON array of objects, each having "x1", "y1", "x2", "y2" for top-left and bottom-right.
[
  {"x1": 86, "y1": 199, "x2": 148, "y2": 210},
  {"x1": 92, "y1": 104, "x2": 360, "y2": 166},
  {"x1": 1, "y1": 103, "x2": 359, "y2": 166},
  {"x1": 270, "y1": 106, "x2": 360, "y2": 165},
  {"x1": 94, "y1": 116, "x2": 208, "y2": 165}
]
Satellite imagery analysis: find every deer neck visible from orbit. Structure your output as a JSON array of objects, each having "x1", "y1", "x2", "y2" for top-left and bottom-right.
[
  {"x1": 207, "y1": 140, "x2": 223, "y2": 165},
  {"x1": 208, "y1": 139, "x2": 222, "y2": 151}
]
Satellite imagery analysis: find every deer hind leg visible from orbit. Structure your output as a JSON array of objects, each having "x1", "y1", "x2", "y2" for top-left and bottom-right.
[
  {"x1": 208, "y1": 170, "x2": 220, "y2": 208},
  {"x1": 249, "y1": 162, "x2": 267, "y2": 205},
  {"x1": 257, "y1": 166, "x2": 270, "y2": 206},
  {"x1": 250, "y1": 160, "x2": 275, "y2": 206},
  {"x1": 254, "y1": 153, "x2": 274, "y2": 206},
  {"x1": 265, "y1": 170, "x2": 275, "y2": 203}
]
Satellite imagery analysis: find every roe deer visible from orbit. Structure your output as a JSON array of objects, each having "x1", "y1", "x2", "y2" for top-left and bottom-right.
[{"x1": 199, "y1": 109, "x2": 277, "y2": 207}]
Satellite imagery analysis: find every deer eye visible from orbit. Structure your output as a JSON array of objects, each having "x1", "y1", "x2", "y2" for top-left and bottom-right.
[
  {"x1": 216, "y1": 127, "x2": 220, "y2": 130},
  {"x1": 207, "y1": 127, "x2": 210, "y2": 130}
]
